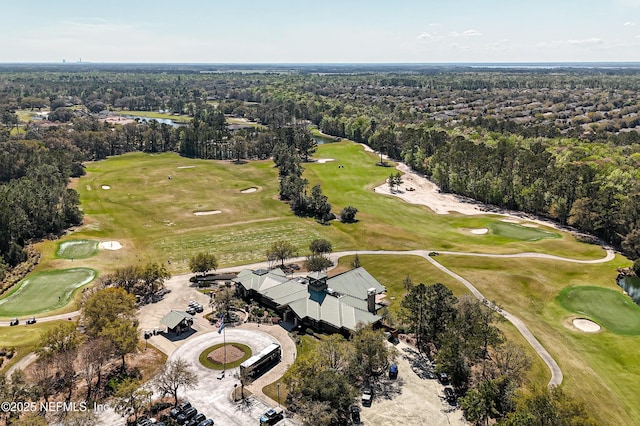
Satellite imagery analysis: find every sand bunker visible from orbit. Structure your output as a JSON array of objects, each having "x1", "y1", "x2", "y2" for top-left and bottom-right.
[
  {"x1": 573, "y1": 318, "x2": 601, "y2": 332},
  {"x1": 471, "y1": 228, "x2": 489, "y2": 235},
  {"x1": 241, "y1": 187, "x2": 257, "y2": 194},
  {"x1": 101, "y1": 185, "x2": 111, "y2": 190},
  {"x1": 194, "y1": 210, "x2": 222, "y2": 216},
  {"x1": 177, "y1": 166, "x2": 195, "y2": 169},
  {"x1": 99, "y1": 241, "x2": 122, "y2": 250},
  {"x1": 316, "y1": 158, "x2": 335, "y2": 164}
]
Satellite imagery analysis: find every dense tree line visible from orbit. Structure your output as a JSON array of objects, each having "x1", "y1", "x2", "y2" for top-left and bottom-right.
[{"x1": 0, "y1": 140, "x2": 83, "y2": 268}]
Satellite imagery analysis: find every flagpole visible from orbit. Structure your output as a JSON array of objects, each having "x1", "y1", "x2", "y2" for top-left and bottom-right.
[{"x1": 223, "y1": 321, "x2": 227, "y2": 375}]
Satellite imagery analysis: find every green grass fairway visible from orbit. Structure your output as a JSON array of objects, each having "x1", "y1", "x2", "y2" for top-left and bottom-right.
[
  {"x1": 488, "y1": 221, "x2": 560, "y2": 241},
  {"x1": 558, "y1": 286, "x2": 640, "y2": 335},
  {"x1": 0, "y1": 320, "x2": 70, "y2": 372},
  {"x1": 56, "y1": 240, "x2": 99, "y2": 259},
  {"x1": 0, "y1": 268, "x2": 95, "y2": 317}
]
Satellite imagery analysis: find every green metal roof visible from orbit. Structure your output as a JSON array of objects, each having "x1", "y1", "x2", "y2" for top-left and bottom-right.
[{"x1": 160, "y1": 310, "x2": 193, "y2": 329}]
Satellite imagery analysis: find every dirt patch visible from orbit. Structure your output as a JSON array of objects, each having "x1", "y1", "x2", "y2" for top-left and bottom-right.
[
  {"x1": 194, "y1": 210, "x2": 222, "y2": 216},
  {"x1": 207, "y1": 344, "x2": 246, "y2": 364}
]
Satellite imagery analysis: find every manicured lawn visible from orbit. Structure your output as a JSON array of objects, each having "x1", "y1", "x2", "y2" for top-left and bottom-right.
[
  {"x1": 0, "y1": 268, "x2": 95, "y2": 317},
  {"x1": 115, "y1": 110, "x2": 191, "y2": 123},
  {"x1": 0, "y1": 320, "x2": 69, "y2": 372},
  {"x1": 558, "y1": 286, "x2": 640, "y2": 335},
  {"x1": 488, "y1": 221, "x2": 560, "y2": 241},
  {"x1": 56, "y1": 240, "x2": 99, "y2": 259}
]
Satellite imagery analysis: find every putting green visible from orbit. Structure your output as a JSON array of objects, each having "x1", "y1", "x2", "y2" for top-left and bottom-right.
[
  {"x1": 557, "y1": 286, "x2": 640, "y2": 335},
  {"x1": 56, "y1": 240, "x2": 99, "y2": 259},
  {"x1": 489, "y1": 222, "x2": 559, "y2": 241},
  {"x1": 0, "y1": 268, "x2": 96, "y2": 317}
]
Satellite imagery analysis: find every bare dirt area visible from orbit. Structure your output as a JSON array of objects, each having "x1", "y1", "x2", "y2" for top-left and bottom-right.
[
  {"x1": 360, "y1": 341, "x2": 466, "y2": 426},
  {"x1": 207, "y1": 344, "x2": 245, "y2": 363}
]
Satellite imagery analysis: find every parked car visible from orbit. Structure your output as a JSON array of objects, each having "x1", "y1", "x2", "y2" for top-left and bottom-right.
[
  {"x1": 350, "y1": 405, "x2": 361, "y2": 424},
  {"x1": 361, "y1": 387, "x2": 372, "y2": 407},
  {"x1": 187, "y1": 413, "x2": 206, "y2": 426},
  {"x1": 186, "y1": 307, "x2": 196, "y2": 315},
  {"x1": 389, "y1": 363, "x2": 398, "y2": 379},
  {"x1": 444, "y1": 387, "x2": 457, "y2": 405},
  {"x1": 9, "y1": 318, "x2": 18, "y2": 326},
  {"x1": 26, "y1": 317, "x2": 37, "y2": 325},
  {"x1": 259, "y1": 407, "x2": 284, "y2": 425},
  {"x1": 170, "y1": 402, "x2": 192, "y2": 419},
  {"x1": 438, "y1": 372, "x2": 449, "y2": 385},
  {"x1": 177, "y1": 407, "x2": 197, "y2": 424},
  {"x1": 198, "y1": 419, "x2": 214, "y2": 426},
  {"x1": 194, "y1": 303, "x2": 204, "y2": 313}
]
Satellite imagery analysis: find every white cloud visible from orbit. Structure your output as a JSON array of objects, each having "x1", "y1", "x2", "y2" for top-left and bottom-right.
[
  {"x1": 624, "y1": 21, "x2": 636, "y2": 27},
  {"x1": 567, "y1": 38, "x2": 604, "y2": 45},
  {"x1": 417, "y1": 32, "x2": 433, "y2": 40},
  {"x1": 538, "y1": 38, "x2": 604, "y2": 48},
  {"x1": 462, "y1": 29, "x2": 482, "y2": 37}
]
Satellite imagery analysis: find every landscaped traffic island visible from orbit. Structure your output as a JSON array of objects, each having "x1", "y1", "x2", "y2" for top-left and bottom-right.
[{"x1": 198, "y1": 342, "x2": 252, "y2": 370}]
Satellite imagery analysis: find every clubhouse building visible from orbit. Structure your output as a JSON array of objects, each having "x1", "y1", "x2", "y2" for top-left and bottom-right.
[{"x1": 233, "y1": 267, "x2": 387, "y2": 335}]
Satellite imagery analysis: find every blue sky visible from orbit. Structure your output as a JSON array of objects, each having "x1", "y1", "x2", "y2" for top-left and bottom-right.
[{"x1": 2, "y1": 0, "x2": 640, "y2": 63}]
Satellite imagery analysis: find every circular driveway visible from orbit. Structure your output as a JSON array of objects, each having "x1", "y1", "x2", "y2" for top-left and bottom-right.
[{"x1": 170, "y1": 329, "x2": 295, "y2": 425}]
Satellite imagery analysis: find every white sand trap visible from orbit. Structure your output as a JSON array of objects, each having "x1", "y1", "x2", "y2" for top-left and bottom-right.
[
  {"x1": 99, "y1": 241, "x2": 122, "y2": 250},
  {"x1": 316, "y1": 158, "x2": 335, "y2": 164},
  {"x1": 241, "y1": 187, "x2": 257, "y2": 193},
  {"x1": 101, "y1": 185, "x2": 111, "y2": 190},
  {"x1": 177, "y1": 166, "x2": 195, "y2": 169},
  {"x1": 471, "y1": 228, "x2": 489, "y2": 235},
  {"x1": 194, "y1": 210, "x2": 222, "y2": 216},
  {"x1": 573, "y1": 318, "x2": 601, "y2": 332}
]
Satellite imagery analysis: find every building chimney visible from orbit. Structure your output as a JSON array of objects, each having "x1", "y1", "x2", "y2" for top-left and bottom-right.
[{"x1": 367, "y1": 288, "x2": 376, "y2": 313}]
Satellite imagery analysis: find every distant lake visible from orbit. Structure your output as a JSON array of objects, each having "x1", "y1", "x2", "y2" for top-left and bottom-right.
[
  {"x1": 125, "y1": 115, "x2": 185, "y2": 128},
  {"x1": 618, "y1": 276, "x2": 640, "y2": 305},
  {"x1": 313, "y1": 134, "x2": 340, "y2": 144}
]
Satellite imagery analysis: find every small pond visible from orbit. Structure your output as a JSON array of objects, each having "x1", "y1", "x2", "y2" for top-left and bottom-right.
[
  {"x1": 312, "y1": 134, "x2": 340, "y2": 145},
  {"x1": 126, "y1": 115, "x2": 185, "y2": 128},
  {"x1": 618, "y1": 276, "x2": 640, "y2": 305}
]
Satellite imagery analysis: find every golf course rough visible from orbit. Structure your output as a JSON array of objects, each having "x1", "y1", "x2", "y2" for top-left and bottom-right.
[{"x1": 0, "y1": 268, "x2": 96, "y2": 317}]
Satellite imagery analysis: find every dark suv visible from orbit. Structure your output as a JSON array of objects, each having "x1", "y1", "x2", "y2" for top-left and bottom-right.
[{"x1": 177, "y1": 407, "x2": 197, "y2": 424}]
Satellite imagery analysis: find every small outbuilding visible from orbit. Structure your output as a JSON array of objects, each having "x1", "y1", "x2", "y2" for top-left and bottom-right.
[{"x1": 160, "y1": 310, "x2": 194, "y2": 335}]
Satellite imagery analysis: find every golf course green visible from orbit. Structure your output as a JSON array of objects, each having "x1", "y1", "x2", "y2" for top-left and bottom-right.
[
  {"x1": 558, "y1": 286, "x2": 640, "y2": 335},
  {"x1": 56, "y1": 239, "x2": 99, "y2": 259},
  {"x1": 0, "y1": 268, "x2": 96, "y2": 317}
]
